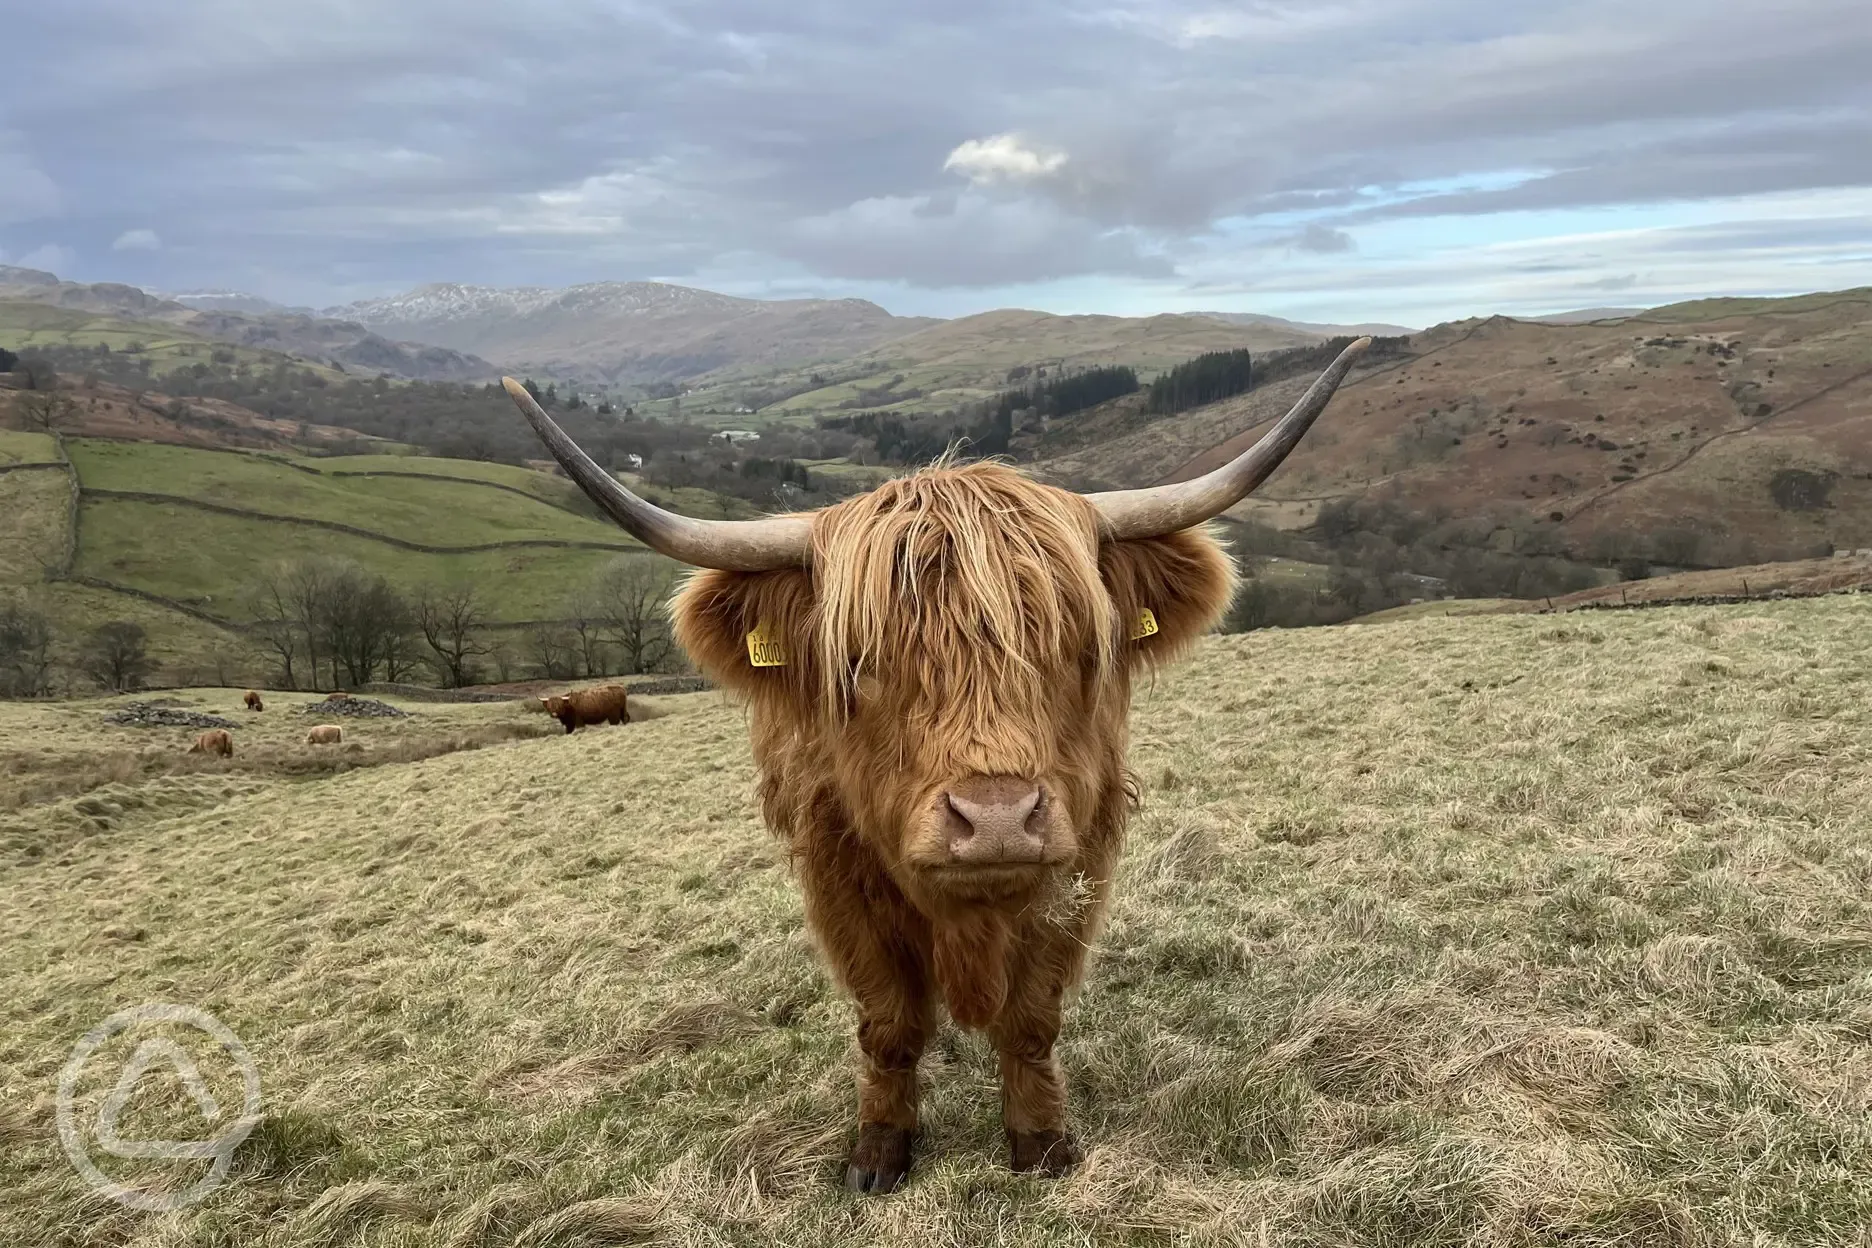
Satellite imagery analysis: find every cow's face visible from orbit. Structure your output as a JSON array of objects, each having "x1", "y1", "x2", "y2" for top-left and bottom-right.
[{"x1": 673, "y1": 463, "x2": 1234, "y2": 914}]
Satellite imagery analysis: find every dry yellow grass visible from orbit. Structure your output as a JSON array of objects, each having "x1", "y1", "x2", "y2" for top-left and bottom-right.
[{"x1": 6, "y1": 600, "x2": 1872, "y2": 1245}]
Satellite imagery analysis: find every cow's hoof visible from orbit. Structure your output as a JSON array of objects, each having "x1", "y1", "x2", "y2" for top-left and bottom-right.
[
  {"x1": 844, "y1": 1123, "x2": 914, "y2": 1195},
  {"x1": 1007, "y1": 1128, "x2": 1082, "y2": 1177}
]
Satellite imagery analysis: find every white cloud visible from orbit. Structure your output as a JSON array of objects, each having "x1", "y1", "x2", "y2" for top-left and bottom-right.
[
  {"x1": 943, "y1": 135, "x2": 1068, "y2": 186},
  {"x1": 113, "y1": 228, "x2": 162, "y2": 251},
  {"x1": 0, "y1": 133, "x2": 60, "y2": 226},
  {"x1": 17, "y1": 244, "x2": 75, "y2": 274}
]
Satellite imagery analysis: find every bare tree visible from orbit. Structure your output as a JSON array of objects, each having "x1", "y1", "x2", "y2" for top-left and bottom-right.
[
  {"x1": 251, "y1": 556, "x2": 346, "y2": 688},
  {"x1": 322, "y1": 564, "x2": 413, "y2": 686},
  {"x1": 15, "y1": 390, "x2": 75, "y2": 433},
  {"x1": 78, "y1": 620, "x2": 157, "y2": 692},
  {"x1": 0, "y1": 600, "x2": 55, "y2": 697},
  {"x1": 249, "y1": 568, "x2": 307, "y2": 689},
  {"x1": 592, "y1": 558, "x2": 678, "y2": 675},
  {"x1": 489, "y1": 641, "x2": 519, "y2": 683},
  {"x1": 1327, "y1": 563, "x2": 1371, "y2": 614},
  {"x1": 416, "y1": 584, "x2": 492, "y2": 688},
  {"x1": 525, "y1": 626, "x2": 578, "y2": 680},
  {"x1": 11, "y1": 353, "x2": 57, "y2": 391},
  {"x1": 567, "y1": 593, "x2": 610, "y2": 677}
]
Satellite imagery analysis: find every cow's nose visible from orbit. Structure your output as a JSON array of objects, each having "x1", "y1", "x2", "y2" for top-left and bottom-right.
[{"x1": 944, "y1": 778, "x2": 1047, "y2": 864}]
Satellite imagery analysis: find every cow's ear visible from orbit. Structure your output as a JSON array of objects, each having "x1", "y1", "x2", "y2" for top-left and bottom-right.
[
  {"x1": 670, "y1": 567, "x2": 817, "y2": 703},
  {"x1": 1098, "y1": 526, "x2": 1238, "y2": 669}
]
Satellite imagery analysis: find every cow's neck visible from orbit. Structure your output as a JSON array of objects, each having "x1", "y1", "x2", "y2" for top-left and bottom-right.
[{"x1": 930, "y1": 909, "x2": 1012, "y2": 1029}]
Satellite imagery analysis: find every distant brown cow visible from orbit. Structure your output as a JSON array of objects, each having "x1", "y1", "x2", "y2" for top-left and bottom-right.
[
  {"x1": 324, "y1": 692, "x2": 351, "y2": 703},
  {"x1": 188, "y1": 729, "x2": 233, "y2": 757},
  {"x1": 539, "y1": 684, "x2": 630, "y2": 734},
  {"x1": 305, "y1": 725, "x2": 343, "y2": 745},
  {"x1": 502, "y1": 338, "x2": 1370, "y2": 1192},
  {"x1": 243, "y1": 690, "x2": 264, "y2": 712}
]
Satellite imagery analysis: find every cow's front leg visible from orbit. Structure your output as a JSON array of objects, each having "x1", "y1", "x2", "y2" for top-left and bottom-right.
[
  {"x1": 990, "y1": 979, "x2": 1082, "y2": 1177},
  {"x1": 844, "y1": 975, "x2": 931, "y2": 1193},
  {"x1": 795, "y1": 824, "x2": 934, "y2": 1193}
]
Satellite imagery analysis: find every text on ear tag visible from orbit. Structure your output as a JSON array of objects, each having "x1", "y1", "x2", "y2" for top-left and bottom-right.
[
  {"x1": 746, "y1": 626, "x2": 788, "y2": 667},
  {"x1": 1129, "y1": 608, "x2": 1160, "y2": 640}
]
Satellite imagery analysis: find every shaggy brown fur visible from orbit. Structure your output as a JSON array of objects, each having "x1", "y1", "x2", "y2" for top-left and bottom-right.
[
  {"x1": 539, "y1": 684, "x2": 631, "y2": 735},
  {"x1": 187, "y1": 729, "x2": 233, "y2": 758},
  {"x1": 671, "y1": 462, "x2": 1235, "y2": 1193},
  {"x1": 243, "y1": 690, "x2": 264, "y2": 712},
  {"x1": 305, "y1": 725, "x2": 343, "y2": 745},
  {"x1": 324, "y1": 691, "x2": 350, "y2": 703}
]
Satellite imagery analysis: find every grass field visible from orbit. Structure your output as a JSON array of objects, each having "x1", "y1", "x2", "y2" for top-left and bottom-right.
[
  {"x1": 65, "y1": 441, "x2": 633, "y2": 551},
  {"x1": 15, "y1": 438, "x2": 689, "y2": 639},
  {"x1": 0, "y1": 467, "x2": 70, "y2": 584},
  {"x1": 0, "y1": 428, "x2": 60, "y2": 465},
  {"x1": 295, "y1": 454, "x2": 599, "y2": 513},
  {"x1": 6, "y1": 597, "x2": 1872, "y2": 1244},
  {"x1": 1352, "y1": 598, "x2": 1525, "y2": 625},
  {"x1": 74, "y1": 498, "x2": 655, "y2": 623},
  {"x1": 0, "y1": 436, "x2": 698, "y2": 689}
]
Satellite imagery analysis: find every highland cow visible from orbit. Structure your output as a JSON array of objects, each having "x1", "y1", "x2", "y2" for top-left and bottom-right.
[
  {"x1": 305, "y1": 725, "x2": 343, "y2": 745},
  {"x1": 243, "y1": 690, "x2": 264, "y2": 712},
  {"x1": 188, "y1": 729, "x2": 233, "y2": 758},
  {"x1": 501, "y1": 338, "x2": 1370, "y2": 1193},
  {"x1": 539, "y1": 684, "x2": 631, "y2": 734}
]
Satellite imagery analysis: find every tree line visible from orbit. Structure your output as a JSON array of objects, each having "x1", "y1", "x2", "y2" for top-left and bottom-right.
[
  {"x1": 243, "y1": 555, "x2": 687, "y2": 691},
  {"x1": 1146, "y1": 349, "x2": 1253, "y2": 415},
  {"x1": 0, "y1": 602, "x2": 159, "y2": 697},
  {"x1": 820, "y1": 363, "x2": 1139, "y2": 464}
]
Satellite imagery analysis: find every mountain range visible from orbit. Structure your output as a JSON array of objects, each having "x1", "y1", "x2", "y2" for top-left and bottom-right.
[
  {"x1": 4, "y1": 262, "x2": 1678, "y2": 398},
  {"x1": 0, "y1": 265, "x2": 495, "y2": 383}
]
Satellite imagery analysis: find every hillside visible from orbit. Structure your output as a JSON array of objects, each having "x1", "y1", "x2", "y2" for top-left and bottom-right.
[
  {"x1": 659, "y1": 308, "x2": 1334, "y2": 428},
  {"x1": 0, "y1": 299, "x2": 354, "y2": 385},
  {"x1": 0, "y1": 432, "x2": 722, "y2": 685},
  {"x1": 0, "y1": 371, "x2": 391, "y2": 453},
  {"x1": 8, "y1": 596, "x2": 1872, "y2": 1243},
  {"x1": 0, "y1": 267, "x2": 496, "y2": 382},
  {"x1": 1535, "y1": 550, "x2": 1872, "y2": 610},
  {"x1": 1036, "y1": 288, "x2": 1872, "y2": 572},
  {"x1": 1191, "y1": 310, "x2": 1418, "y2": 336},
  {"x1": 331, "y1": 280, "x2": 940, "y2": 386}
]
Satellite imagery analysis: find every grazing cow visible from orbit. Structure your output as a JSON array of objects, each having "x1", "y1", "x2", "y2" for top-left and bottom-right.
[
  {"x1": 243, "y1": 690, "x2": 264, "y2": 712},
  {"x1": 305, "y1": 725, "x2": 343, "y2": 745},
  {"x1": 501, "y1": 339, "x2": 1369, "y2": 1193},
  {"x1": 324, "y1": 691, "x2": 351, "y2": 703},
  {"x1": 188, "y1": 729, "x2": 233, "y2": 758},
  {"x1": 539, "y1": 684, "x2": 631, "y2": 734}
]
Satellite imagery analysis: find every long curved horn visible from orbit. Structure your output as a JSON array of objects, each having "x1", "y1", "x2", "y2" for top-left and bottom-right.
[
  {"x1": 501, "y1": 377, "x2": 811, "y2": 570},
  {"x1": 1088, "y1": 336, "x2": 1371, "y2": 541}
]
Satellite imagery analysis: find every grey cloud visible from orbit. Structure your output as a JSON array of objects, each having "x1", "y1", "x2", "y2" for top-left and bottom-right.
[
  {"x1": 1291, "y1": 223, "x2": 1354, "y2": 254},
  {"x1": 0, "y1": 0, "x2": 1867, "y2": 304},
  {"x1": 782, "y1": 192, "x2": 1174, "y2": 287}
]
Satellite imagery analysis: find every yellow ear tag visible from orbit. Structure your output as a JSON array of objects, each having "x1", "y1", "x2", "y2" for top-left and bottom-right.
[
  {"x1": 1129, "y1": 608, "x2": 1160, "y2": 640},
  {"x1": 746, "y1": 625, "x2": 788, "y2": 668}
]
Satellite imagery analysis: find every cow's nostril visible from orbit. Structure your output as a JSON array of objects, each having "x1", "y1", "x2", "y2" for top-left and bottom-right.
[
  {"x1": 943, "y1": 781, "x2": 1046, "y2": 864},
  {"x1": 1025, "y1": 790, "x2": 1047, "y2": 834}
]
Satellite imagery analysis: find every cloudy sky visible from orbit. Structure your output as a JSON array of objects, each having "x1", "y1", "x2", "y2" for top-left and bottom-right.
[{"x1": 3, "y1": 0, "x2": 1869, "y2": 325}]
